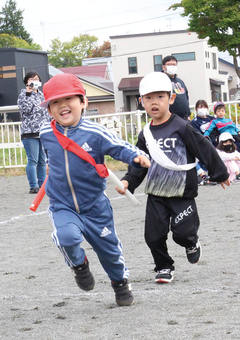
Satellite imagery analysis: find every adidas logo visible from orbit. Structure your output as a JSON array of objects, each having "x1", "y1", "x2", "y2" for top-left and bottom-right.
[
  {"x1": 100, "y1": 227, "x2": 112, "y2": 237},
  {"x1": 81, "y1": 142, "x2": 92, "y2": 152}
]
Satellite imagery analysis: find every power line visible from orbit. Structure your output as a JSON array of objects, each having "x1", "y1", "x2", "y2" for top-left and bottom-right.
[{"x1": 83, "y1": 12, "x2": 183, "y2": 33}]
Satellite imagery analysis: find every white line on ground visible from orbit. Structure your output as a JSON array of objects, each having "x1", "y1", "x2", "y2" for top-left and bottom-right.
[{"x1": 0, "y1": 193, "x2": 146, "y2": 225}]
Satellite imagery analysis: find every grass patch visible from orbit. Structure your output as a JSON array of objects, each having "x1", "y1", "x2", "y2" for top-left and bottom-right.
[{"x1": 0, "y1": 158, "x2": 127, "y2": 177}]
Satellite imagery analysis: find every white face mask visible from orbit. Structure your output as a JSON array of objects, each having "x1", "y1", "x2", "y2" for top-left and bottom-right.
[
  {"x1": 197, "y1": 108, "x2": 209, "y2": 117},
  {"x1": 29, "y1": 80, "x2": 42, "y2": 90},
  {"x1": 166, "y1": 65, "x2": 177, "y2": 76}
]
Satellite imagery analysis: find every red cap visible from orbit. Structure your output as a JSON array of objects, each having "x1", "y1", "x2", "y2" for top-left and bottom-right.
[{"x1": 41, "y1": 73, "x2": 85, "y2": 108}]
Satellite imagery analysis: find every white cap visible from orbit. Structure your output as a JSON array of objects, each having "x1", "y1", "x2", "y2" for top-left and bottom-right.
[
  {"x1": 219, "y1": 132, "x2": 234, "y2": 142},
  {"x1": 139, "y1": 72, "x2": 172, "y2": 96}
]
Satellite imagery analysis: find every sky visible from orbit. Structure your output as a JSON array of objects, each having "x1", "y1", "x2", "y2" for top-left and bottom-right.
[
  {"x1": 13, "y1": 0, "x2": 188, "y2": 49},
  {"x1": 2, "y1": 0, "x2": 233, "y2": 62}
]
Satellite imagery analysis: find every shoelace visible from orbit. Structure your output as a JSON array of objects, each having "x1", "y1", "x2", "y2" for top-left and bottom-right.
[{"x1": 186, "y1": 246, "x2": 197, "y2": 254}]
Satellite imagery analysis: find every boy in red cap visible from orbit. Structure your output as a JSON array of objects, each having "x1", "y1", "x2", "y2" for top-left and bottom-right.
[{"x1": 39, "y1": 73, "x2": 150, "y2": 306}]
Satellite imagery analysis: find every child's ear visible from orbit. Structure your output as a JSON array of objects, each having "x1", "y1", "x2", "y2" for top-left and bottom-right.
[{"x1": 169, "y1": 93, "x2": 176, "y2": 105}]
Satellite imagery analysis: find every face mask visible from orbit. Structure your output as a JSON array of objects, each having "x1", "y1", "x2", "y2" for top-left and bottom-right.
[
  {"x1": 197, "y1": 108, "x2": 209, "y2": 117},
  {"x1": 28, "y1": 80, "x2": 42, "y2": 90},
  {"x1": 223, "y1": 144, "x2": 234, "y2": 153},
  {"x1": 166, "y1": 65, "x2": 177, "y2": 76}
]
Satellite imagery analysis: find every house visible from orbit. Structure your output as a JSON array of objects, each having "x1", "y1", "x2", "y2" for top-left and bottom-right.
[
  {"x1": 218, "y1": 58, "x2": 240, "y2": 100},
  {"x1": 60, "y1": 64, "x2": 114, "y2": 115},
  {"x1": 110, "y1": 30, "x2": 234, "y2": 112}
]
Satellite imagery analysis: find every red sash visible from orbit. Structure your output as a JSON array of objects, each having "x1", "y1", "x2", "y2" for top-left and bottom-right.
[{"x1": 51, "y1": 120, "x2": 109, "y2": 178}]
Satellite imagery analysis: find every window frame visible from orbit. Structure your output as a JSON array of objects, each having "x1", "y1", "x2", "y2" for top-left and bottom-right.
[
  {"x1": 128, "y1": 57, "x2": 138, "y2": 74},
  {"x1": 153, "y1": 55, "x2": 162, "y2": 72},
  {"x1": 172, "y1": 52, "x2": 196, "y2": 62}
]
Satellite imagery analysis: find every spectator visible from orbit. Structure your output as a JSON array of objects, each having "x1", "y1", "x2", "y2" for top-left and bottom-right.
[
  {"x1": 162, "y1": 55, "x2": 190, "y2": 120},
  {"x1": 217, "y1": 132, "x2": 240, "y2": 182},
  {"x1": 204, "y1": 102, "x2": 240, "y2": 150},
  {"x1": 17, "y1": 71, "x2": 49, "y2": 194},
  {"x1": 191, "y1": 99, "x2": 215, "y2": 134}
]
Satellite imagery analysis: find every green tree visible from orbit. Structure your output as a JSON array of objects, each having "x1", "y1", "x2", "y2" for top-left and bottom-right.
[
  {"x1": 0, "y1": 0, "x2": 32, "y2": 44},
  {"x1": 0, "y1": 33, "x2": 41, "y2": 50},
  {"x1": 48, "y1": 34, "x2": 98, "y2": 68},
  {"x1": 171, "y1": 0, "x2": 240, "y2": 77},
  {"x1": 90, "y1": 41, "x2": 111, "y2": 58}
]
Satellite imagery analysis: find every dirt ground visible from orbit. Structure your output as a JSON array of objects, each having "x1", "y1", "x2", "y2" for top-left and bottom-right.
[{"x1": 0, "y1": 172, "x2": 240, "y2": 340}]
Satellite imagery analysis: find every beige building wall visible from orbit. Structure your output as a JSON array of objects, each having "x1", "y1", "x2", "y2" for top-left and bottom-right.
[
  {"x1": 111, "y1": 31, "x2": 229, "y2": 112},
  {"x1": 87, "y1": 101, "x2": 115, "y2": 114}
]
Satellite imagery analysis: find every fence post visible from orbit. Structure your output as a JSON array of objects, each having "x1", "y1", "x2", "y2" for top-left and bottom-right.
[{"x1": 135, "y1": 110, "x2": 143, "y2": 135}]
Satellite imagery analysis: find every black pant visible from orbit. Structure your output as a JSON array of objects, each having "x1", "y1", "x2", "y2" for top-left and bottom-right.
[{"x1": 145, "y1": 195, "x2": 200, "y2": 271}]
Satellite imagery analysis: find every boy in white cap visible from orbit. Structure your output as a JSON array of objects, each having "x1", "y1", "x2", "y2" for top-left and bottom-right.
[
  {"x1": 117, "y1": 72, "x2": 230, "y2": 284},
  {"x1": 39, "y1": 73, "x2": 150, "y2": 306}
]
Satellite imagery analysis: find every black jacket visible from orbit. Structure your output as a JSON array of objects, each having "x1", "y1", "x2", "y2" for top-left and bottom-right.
[
  {"x1": 168, "y1": 75, "x2": 190, "y2": 119},
  {"x1": 122, "y1": 114, "x2": 228, "y2": 199}
]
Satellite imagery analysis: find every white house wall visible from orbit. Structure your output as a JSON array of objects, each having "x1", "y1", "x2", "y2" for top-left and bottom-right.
[{"x1": 111, "y1": 31, "x2": 228, "y2": 112}]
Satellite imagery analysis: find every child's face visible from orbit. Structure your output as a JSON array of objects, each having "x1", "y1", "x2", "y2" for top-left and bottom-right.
[
  {"x1": 215, "y1": 107, "x2": 225, "y2": 118},
  {"x1": 48, "y1": 95, "x2": 85, "y2": 127},
  {"x1": 142, "y1": 91, "x2": 175, "y2": 125},
  {"x1": 222, "y1": 140, "x2": 232, "y2": 146}
]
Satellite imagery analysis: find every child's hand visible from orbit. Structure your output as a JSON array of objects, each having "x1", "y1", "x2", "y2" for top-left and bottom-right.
[
  {"x1": 115, "y1": 180, "x2": 129, "y2": 195},
  {"x1": 220, "y1": 178, "x2": 230, "y2": 189},
  {"x1": 134, "y1": 155, "x2": 151, "y2": 168}
]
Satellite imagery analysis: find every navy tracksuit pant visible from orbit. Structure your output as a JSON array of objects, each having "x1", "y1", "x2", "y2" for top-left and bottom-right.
[{"x1": 49, "y1": 193, "x2": 128, "y2": 282}]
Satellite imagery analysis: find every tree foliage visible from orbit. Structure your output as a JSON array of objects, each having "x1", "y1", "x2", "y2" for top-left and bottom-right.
[
  {"x1": 48, "y1": 34, "x2": 98, "y2": 68},
  {"x1": 90, "y1": 41, "x2": 111, "y2": 58},
  {"x1": 171, "y1": 0, "x2": 240, "y2": 77},
  {"x1": 0, "y1": 0, "x2": 33, "y2": 44},
  {"x1": 0, "y1": 33, "x2": 41, "y2": 50}
]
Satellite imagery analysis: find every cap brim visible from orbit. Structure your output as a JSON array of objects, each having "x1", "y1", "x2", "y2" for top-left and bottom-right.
[{"x1": 40, "y1": 91, "x2": 85, "y2": 108}]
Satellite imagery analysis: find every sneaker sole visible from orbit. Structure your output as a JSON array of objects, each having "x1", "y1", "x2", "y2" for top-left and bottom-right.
[
  {"x1": 116, "y1": 295, "x2": 134, "y2": 307},
  {"x1": 155, "y1": 277, "x2": 173, "y2": 284}
]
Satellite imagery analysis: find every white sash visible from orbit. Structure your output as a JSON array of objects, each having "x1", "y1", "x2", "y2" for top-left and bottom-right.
[{"x1": 143, "y1": 122, "x2": 197, "y2": 171}]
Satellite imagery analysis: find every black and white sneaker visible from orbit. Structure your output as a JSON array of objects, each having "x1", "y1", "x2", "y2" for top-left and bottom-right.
[
  {"x1": 73, "y1": 258, "x2": 95, "y2": 291},
  {"x1": 186, "y1": 241, "x2": 202, "y2": 264},
  {"x1": 111, "y1": 279, "x2": 134, "y2": 306},
  {"x1": 155, "y1": 269, "x2": 174, "y2": 284}
]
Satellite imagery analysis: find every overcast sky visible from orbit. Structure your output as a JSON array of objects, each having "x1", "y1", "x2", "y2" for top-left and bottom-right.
[
  {"x1": 0, "y1": 0, "x2": 232, "y2": 62},
  {"x1": 13, "y1": 0, "x2": 188, "y2": 49}
]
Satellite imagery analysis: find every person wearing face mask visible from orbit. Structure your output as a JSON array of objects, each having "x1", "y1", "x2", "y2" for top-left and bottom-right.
[
  {"x1": 191, "y1": 100, "x2": 217, "y2": 185},
  {"x1": 191, "y1": 99, "x2": 217, "y2": 141},
  {"x1": 17, "y1": 71, "x2": 50, "y2": 194},
  {"x1": 217, "y1": 132, "x2": 240, "y2": 182},
  {"x1": 162, "y1": 55, "x2": 190, "y2": 120}
]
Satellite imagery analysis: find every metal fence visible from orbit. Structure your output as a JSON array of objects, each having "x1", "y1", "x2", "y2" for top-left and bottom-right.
[
  {"x1": 0, "y1": 107, "x2": 149, "y2": 168},
  {"x1": 0, "y1": 100, "x2": 239, "y2": 168}
]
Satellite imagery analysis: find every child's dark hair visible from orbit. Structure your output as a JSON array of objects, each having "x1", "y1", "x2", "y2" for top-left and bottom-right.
[
  {"x1": 23, "y1": 71, "x2": 41, "y2": 85},
  {"x1": 195, "y1": 99, "x2": 208, "y2": 111},
  {"x1": 217, "y1": 140, "x2": 236, "y2": 152},
  {"x1": 162, "y1": 55, "x2": 178, "y2": 65},
  {"x1": 78, "y1": 95, "x2": 84, "y2": 103}
]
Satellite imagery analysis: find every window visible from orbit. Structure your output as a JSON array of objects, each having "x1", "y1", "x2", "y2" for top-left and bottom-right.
[
  {"x1": 153, "y1": 55, "x2": 162, "y2": 71},
  {"x1": 128, "y1": 57, "x2": 137, "y2": 74},
  {"x1": 205, "y1": 51, "x2": 210, "y2": 58},
  {"x1": 223, "y1": 92, "x2": 227, "y2": 101},
  {"x1": 212, "y1": 53, "x2": 217, "y2": 69},
  {"x1": 172, "y1": 52, "x2": 195, "y2": 61},
  {"x1": 206, "y1": 62, "x2": 210, "y2": 69}
]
